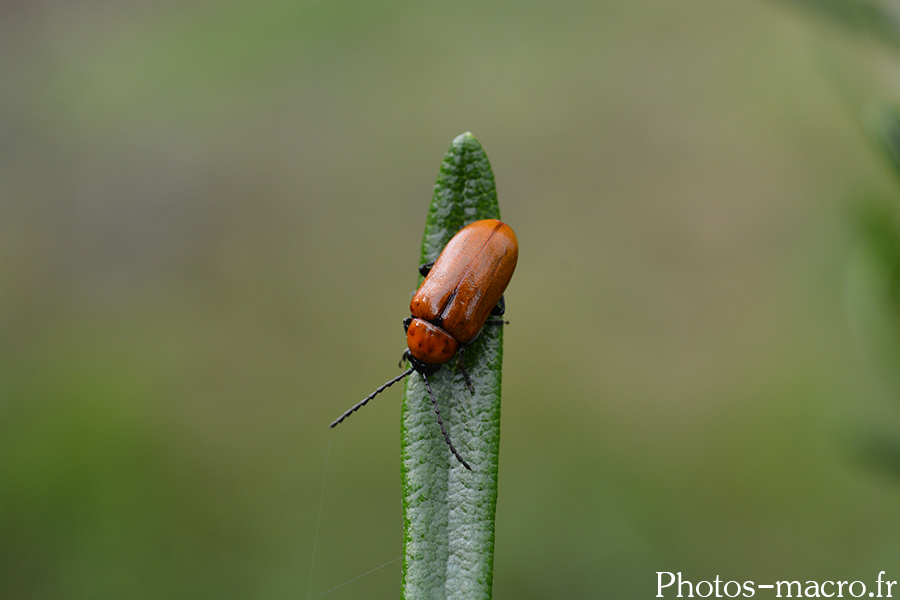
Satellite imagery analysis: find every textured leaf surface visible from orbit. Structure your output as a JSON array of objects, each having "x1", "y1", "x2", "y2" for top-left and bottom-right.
[{"x1": 401, "y1": 132, "x2": 503, "y2": 600}]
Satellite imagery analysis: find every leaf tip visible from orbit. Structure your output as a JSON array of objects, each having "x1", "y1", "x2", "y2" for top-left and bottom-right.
[{"x1": 452, "y1": 131, "x2": 482, "y2": 150}]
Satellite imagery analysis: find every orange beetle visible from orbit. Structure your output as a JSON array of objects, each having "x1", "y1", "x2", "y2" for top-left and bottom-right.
[{"x1": 330, "y1": 219, "x2": 518, "y2": 470}]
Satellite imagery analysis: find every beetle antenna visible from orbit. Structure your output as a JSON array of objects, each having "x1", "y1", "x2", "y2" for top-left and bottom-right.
[
  {"x1": 330, "y1": 367, "x2": 414, "y2": 428},
  {"x1": 421, "y1": 373, "x2": 472, "y2": 470}
]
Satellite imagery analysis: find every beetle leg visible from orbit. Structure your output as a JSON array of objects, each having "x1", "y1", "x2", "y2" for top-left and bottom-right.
[
  {"x1": 402, "y1": 317, "x2": 412, "y2": 333},
  {"x1": 456, "y1": 347, "x2": 475, "y2": 394},
  {"x1": 418, "y1": 261, "x2": 435, "y2": 277},
  {"x1": 421, "y1": 373, "x2": 472, "y2": 470},
  {"x1": 399, "y1": 348, "x2": 410, "y2": 369},
  {"x1": 483, "y1": 319, "x2": 509, "y2": 326},
  {"x1": 485, "y1": 296, "x2": 508, "y2": 324},
  {"x1": 490, "y1": 295, "x2": 506, "y2": 317}
]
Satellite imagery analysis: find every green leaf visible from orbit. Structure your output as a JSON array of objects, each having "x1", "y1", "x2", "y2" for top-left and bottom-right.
[{"x1": 400, "y1": 132, "x2": 504, "y2": 600}]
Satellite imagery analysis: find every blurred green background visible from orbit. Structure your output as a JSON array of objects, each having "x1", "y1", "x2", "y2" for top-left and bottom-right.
[{"x1": 4, "y1": 1, "x2": 900, "y2": 598}]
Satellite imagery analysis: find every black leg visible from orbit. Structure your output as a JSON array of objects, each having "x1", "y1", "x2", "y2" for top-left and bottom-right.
[
  {"x1": 456, "y1": 347, "x2": 475, "y2": 394},
  {"x1": 398, "y1": 349, "x2": 407, "y2": 368},
  {"x1": 490, "y1": 295, "x2": 506, "y2": 317},
  {"x1": 419, "y1": 262, "x2": 434, "y2": 277}
]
